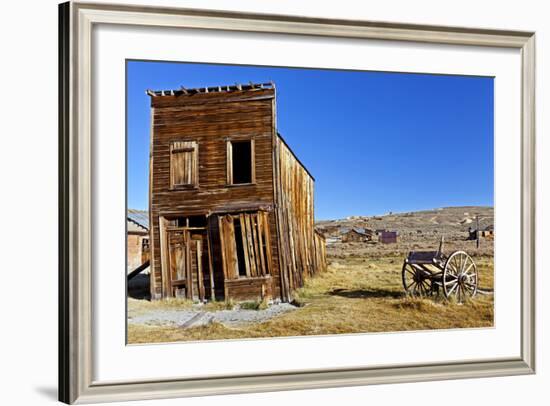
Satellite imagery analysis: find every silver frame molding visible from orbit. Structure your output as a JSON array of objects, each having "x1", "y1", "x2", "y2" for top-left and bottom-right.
[{"x1": 58, "y1": 1, "x2": 536, "y2": 404}]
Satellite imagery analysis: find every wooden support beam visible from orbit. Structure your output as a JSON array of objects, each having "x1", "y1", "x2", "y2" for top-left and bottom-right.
[
  {"x1": 196, "y1": 240, "x2": 205, "y2": 301},
  {"x1": 205, "y1": 224, "x2": 216, "y2": 301},
  {"x1": 185, "y1": 237, "x2": 193, "y2": 299}
]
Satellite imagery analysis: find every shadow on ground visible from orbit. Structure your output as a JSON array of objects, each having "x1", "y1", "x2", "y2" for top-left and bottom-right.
[
  {"x1": 128, "y1": 273, "x2": 151, "y2": 300},
  {"x1": 328, "y1": 288, "x2": 403, "y2": 299}
]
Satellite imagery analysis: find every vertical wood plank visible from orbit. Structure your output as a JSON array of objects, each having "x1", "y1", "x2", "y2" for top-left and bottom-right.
[
  {"x1": 218, "y1": 216, "x2": 229, "y2": 299},
  {"x1": 262, "y1": 212, "x2": 273, "y2": 275},
  {"x1": 185, "y1": 233, "x2": 193, "y2": 299},
  {"x1": 226, "y1": 141, "x2": 232, "y2": 185},
  {"x1": 193, "y1": 143, "x2": 199, "y2": 186},
  {"x1": 245, "y1": 214, "x2": 258, "y2": 277},
  {"x1": 148, "y1": 106, "x2": 157, "y2": 299},
  {"x1": 196, "y1": 239, "x2": 205, "y2": 301},
  {"x1": 169, "y1": 142, "x2": 174, "y2": 189},
  {"x1": 206, "y1": 226, "x2": 216, "y2": 301},
  {"x1": 227, "y1": 216, "x2": 238, "y2": 279},
  {"x1": 256, "y1": 213, "x2": 266, "y2": 276},
  {"x1": 221, "y1": 215, "x2": 239, "y2": 280},
  {"x1": 239, "y1": 214, "x2": 251, "y2": 277},
  {"x1": 251, "y1": 214, "x2": 262, "y2": 276},
  {"x1": 158, "y1": 217, "x2": 170, "y2": 298}
]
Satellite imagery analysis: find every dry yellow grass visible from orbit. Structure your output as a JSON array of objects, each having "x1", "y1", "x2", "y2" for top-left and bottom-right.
[{"x1": 128, "y1": 255, "x2": 493, "y2": 344}]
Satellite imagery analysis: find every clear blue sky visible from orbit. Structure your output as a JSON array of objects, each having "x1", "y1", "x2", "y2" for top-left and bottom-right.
[{"x1": 127, "y1": 60, "x2": 494, "y2": 220}]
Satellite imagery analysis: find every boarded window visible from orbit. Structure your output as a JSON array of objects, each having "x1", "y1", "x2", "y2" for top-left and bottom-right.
[
  {"x1": 227, "y1": 140, "x2": 255, "y2": 184},
  {"x1": 173, "y1": 215, "x2": 207, "y2": 228},
  {"x1": 170, "y1": 141, "x2": 198, "y2": 187},
  {"x1": 218, "y1": 212, "x2": 272, "y2": 280}
]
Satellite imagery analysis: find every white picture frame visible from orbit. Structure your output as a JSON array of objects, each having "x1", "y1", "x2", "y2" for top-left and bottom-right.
[{"x1": 59, "y1": 1, "x2": 535, "y2": 403}]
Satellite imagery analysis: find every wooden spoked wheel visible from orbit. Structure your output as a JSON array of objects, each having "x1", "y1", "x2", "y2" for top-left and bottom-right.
[
  {"x1": 443, "y1": 251, "x2": 478, "y2": 303},
  {"x1": 402, "y1": 261, "x2": 435, "y2": 297}
]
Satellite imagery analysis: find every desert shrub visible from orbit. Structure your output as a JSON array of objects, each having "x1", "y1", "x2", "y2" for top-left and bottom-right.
[
  {"x1": 239, "y1": 298, "x2": 269, "y2": 311},
  {"x1": 204, "y1": 299, "x2": 235, "y2": 311}
]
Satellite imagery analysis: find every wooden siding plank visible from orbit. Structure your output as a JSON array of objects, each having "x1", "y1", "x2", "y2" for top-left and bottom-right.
[
  {"x1": 219, "y1": 215, "x2": 239, "y2": 280},
  {"x1": 261, "y1": 212, "x2": 273, "y2": 275},
  {"x1": 239, "y1": 214, "x2": 251, "y2": 277},
  {"x1": 253, "y1": 214, "x2": 264, "y2": 276},
  {"x1": 206, "y1": 228, "x2": 216, "y2": 301},
  {"x1": 256, "y1": 214, "x2": 266, "y2": 276},
  {"x1": 185, "y1": 235, "x2": 193, "y2": 299},
  {"x1": 196, "y1": 240, "x2": 205, "y2": 301},
  {"x1": 226, "y1": 141, "x2": 232, "y2": 185},
  {"x1": 244, "y1": 213, "x2": 258, "y2": 277}
]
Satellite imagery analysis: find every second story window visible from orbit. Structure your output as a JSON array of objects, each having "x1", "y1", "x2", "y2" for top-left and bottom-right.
[
  {"x1": 170, "y1": 140, "x2": 198, "y2": 188},
  {"x1": 227, "y1": 139, "x2": 255, "y2": 185}
]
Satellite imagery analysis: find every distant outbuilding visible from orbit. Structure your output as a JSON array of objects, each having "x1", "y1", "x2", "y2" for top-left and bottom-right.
[
  {"x1": 341, "y1": 227, "x2": 373, "y2": 243},
  {"x1": 467, "y1": 225, "x2": 494, "y2": 240},
  {"x1": 480, "y1": 225, "x2": 494, "y2": 238},
  {"x1": 379, "y1": 231, "x2": 398, "y2": 244},
  {"x1": 127, "y1": 209, "x2": 150, "y2": 273}
]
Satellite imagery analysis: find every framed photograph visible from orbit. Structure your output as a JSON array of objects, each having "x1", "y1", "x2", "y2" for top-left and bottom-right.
[{"x1": 59, "y1": 1, "x2": 535, "y2": 404}]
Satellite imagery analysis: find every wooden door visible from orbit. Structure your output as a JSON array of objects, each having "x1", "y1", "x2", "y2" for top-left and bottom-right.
[
  {"x1": 218, "y1": 212, "x2": 273, "y2": 280},
  {"x1": 167, "y1": 229, "x2": 210, "y2": 301}
]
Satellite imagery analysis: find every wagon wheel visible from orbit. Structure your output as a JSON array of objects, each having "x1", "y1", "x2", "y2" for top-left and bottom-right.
[
  {"x1": 443, "y1": 251, "x2": 478, "y2": 303},
  {"x1": 402, "y1": 261, "x2": 435, "y2": 297}
]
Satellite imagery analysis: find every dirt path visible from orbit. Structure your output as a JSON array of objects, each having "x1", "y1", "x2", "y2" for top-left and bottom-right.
[{"x1": 128, "y1": 303, "x2": 297, "y2": 328}]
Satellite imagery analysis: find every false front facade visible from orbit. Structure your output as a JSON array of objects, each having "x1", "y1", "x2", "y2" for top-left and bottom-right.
[{"x1": 148, "y1": 82, "x2": 326, "y2": 302}]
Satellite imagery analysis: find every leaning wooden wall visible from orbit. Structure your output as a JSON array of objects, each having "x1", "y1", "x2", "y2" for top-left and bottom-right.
[
  {"x1": 274, "y1": 135, "x2": 324, "y2": 301},
  {"x1": 313, "y1": 230, "x2": 327, "y2": 275}
]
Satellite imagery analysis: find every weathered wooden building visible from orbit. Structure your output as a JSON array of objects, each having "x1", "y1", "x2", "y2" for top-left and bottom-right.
[
  {"x1": 127, "y1": 209, "x2": 150, "y2": 273},
  {"x1": 480, "y1": 225, "x2": 494, "y2": 238},
  {"x1": 341, "y1": 227, "x2": 373, "y2": 243},
  {"x1": 147, "y1": 82, "x2": 326, "y2": 302},
  {"x1": 468, "y1": 225, "x2": 494, "y2": 240}
]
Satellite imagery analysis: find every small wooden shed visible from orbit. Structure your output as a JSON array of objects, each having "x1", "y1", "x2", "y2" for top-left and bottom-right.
[
  {"x1": 341, "y1": 227, "x2": 373, "y2": 242},
  {"x1": 379, "y1": 231, "x2": 398, "y2": 244},
  {"x1": 147, "y1": 82, "x2": 326, "y2": 302},
  {"x1": 127, "y1": 209, "x2": 150, "y2": 273},
  {"x1": 480, "y1": 225, "x2": 494, "y2": 238}
]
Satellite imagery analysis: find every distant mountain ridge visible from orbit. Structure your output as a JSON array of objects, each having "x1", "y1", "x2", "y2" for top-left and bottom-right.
[{"x1": 316, "y1": 206, "x2": 494, "y2": 238}]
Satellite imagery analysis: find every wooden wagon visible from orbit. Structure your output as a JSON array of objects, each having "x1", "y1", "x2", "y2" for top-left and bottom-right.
[{"x1": 402, "y1": 238, "x2": 478, "y2": 303}]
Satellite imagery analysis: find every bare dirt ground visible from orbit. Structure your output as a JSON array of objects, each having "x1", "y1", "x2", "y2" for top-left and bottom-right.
[
  {"x1": 127, "y1": 206, "x2": 494, "y2": 344},
  {"x1": 128, "y1": 302, "x2": 297, "y2": 328}
]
